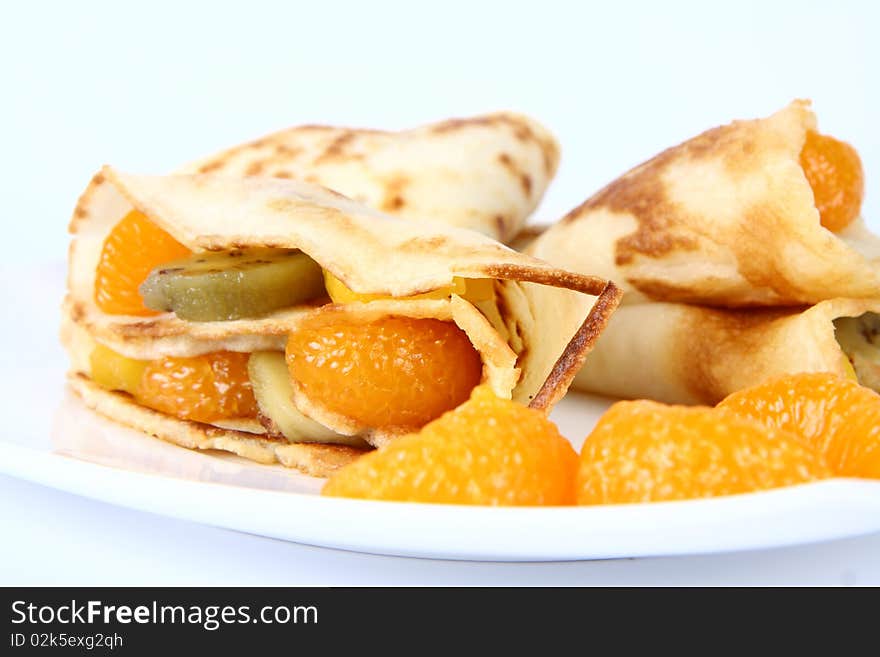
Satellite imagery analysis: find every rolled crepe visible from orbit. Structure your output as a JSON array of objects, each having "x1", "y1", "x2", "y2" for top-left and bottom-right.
[
  {"x1": 180, "y1": 113, "x2": 560, "y2": 243},
  {"x1": 62, "y1": 167, "x2": 620, "y2": 475},
  {"x1": 574, "y1": 299, "x2": 880, "y2": 405},
  {"x1": 529, "y1": 100, "x2": 880, "y2": 307}
]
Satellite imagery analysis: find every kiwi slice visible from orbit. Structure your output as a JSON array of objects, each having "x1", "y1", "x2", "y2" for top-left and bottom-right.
[
  {"x1": 248, "y1": 351, "x2": 366, "y2": 446},
  {"x1": 140, "y1": 248, "x2": 326, "y2": 321}
]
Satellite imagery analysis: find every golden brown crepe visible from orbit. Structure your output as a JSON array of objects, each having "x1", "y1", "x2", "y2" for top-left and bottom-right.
[
  {"x1": 529, "y1": 100, "x2": 880, "y2": 308},
  {"x1": 572, "y1": 299, "x2": 880, "y2": 405},
  {"x1": 179, "y1": 113, "x2": 560, "y2": 243},
  {"x1": 62, "y1": 167, "x2": 621, "y2": 475}
]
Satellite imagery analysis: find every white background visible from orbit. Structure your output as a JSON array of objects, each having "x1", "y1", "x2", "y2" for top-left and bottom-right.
[{"x1": 1, "y1": 0, "x2": 878, "y2": 584}]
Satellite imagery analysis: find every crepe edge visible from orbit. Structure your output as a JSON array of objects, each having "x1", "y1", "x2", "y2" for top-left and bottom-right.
[
  {"x1": 528, "y1": 280, "x2": 623, "y2": 411},
  {"x1": 67, "y1": 373, "x2": 367, "y2": 478}
]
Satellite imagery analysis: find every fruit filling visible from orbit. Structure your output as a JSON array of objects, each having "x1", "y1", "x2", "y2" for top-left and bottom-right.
[
  {"x1": 140, "y1": 249, "x2": 326, "y2": 321},
  {"x1": 96, "y1": 212, "x2": 491, "y2": 321},
  {"x1": 323, "y1": 271, "x2": 494, "y2": 304},
  {"x1": 247, "y1": 351, "x2": 363, "y2": 446},
  {"x1": 90, "y1": 346, "x2": 258, "y2": 423},
  {"x1": 800, "y1": 130, "x2": 864, "y2": 232},
  {"x1": 286, "y1": 315, "x2": 484, "y2": 430},
  {"x1": 94, "y1": 210, "x2": 191, "y2": 315},
  {"x1": 89, "y1": 344, "x2": 148, "y2": 395},
  {"x1": 834, "y1": 313, "x2": 880, "y2": 393}
]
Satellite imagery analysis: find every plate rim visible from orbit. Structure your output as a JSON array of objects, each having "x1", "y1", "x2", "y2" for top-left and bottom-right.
[{"x1": 4, "y1": 440, "x2": 880, "y2": 562}]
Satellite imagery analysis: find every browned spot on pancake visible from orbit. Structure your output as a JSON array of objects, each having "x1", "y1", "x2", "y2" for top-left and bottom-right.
[
  {"x1": 197, "y1": 160, "x2": 225, "y2": 174},
  {"x1": 678, "y1": 305, "x2": 804, "y2": 404},
  {"x1": 201, "y1": 423, "x2": 286, "y2": 444},
  {"x1": 430, "y1": 116, "x2": 498, "y2": 134},
  {"x1": 274, "y1": 143, "x2": 301, "y2": 156},
  {"x1": 103, "y1": 317, "x2": 191, "y2": 340},
  {"x1": 273, "y1": 170, "x2": 292, "y2": 179},
  {"x1": 399, "y1": 235, "x2": 450, "y2": 251},
  {"x1": 540, "y1": 138, "x2": 560, "y2": 177},
  {"x1": 564, "y1": 146, "x2": 698, "y2": 265},
  {"x1": 380, "y1": 175, "x2": 409, "y2": 213},
  {"x1": 497, "y1": 153, "x2": 533, "y2": 198},
  {"x1": 267, "y1": 197, "x2": 367, "y2": 238},
  {"x1": 266, "y1": 198, "x2": 304, "y2": 212},
  {"x1": 494, "y1": 214, "x2": 508, "y2": 238},
  {"x1": 562, "y1": 110, "x2": 774, "y2": 266},
  {"x1": 295, "y1": 124, "x2": 384, "y2": 134},
  {"x1": 727, "y1": 203, "x2": 815, "y2": 304},
  {"x1": 562, "y1": 137, "x2": 739, "y2": 264},
  {"x1": 70, "y1": 171, "x2": 109, "y2": 230},
  {"x1": 245, "y1": 161, "x2": 266, "y2": 176},
  {"x1": 70, "y1": 301, "x2": 85, "y2": 322},
  {"x1": 315, "y1": 131, "x2": 358, "y2": 164},
  {"x1": 123, "y1": 319, "x2": 163, "y2": 331},
  {"x1": 513, "y1": 124, "x2": 535, "y2": 142},
  {"x1": 386, "y1": 195, "x2": 405, "y2": 210},
  {"x1": 303, "y1": 174, "x2": 319, "y2": 184}
]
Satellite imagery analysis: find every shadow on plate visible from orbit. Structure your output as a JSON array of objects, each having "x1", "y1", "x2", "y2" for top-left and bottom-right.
[{"x1": 51, "y1": 389, "x2": 323, "y2": 494}]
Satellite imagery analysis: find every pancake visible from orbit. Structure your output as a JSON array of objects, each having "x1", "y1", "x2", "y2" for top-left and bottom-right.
[
  {"x1": 63, "y1": 167, "x2": 621, "y2": 472},
  {"x1": 180, "y1": 113, "x2": 560, "y2": 242},
  {"x1": 529, "y1": 100, "x2": 880, "y2": 307}
]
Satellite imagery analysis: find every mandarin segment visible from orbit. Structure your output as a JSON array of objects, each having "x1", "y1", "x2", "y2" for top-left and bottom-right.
[
  {"x1": 800, "y1": 130, "x2": 865, "y2": 232},
  {"x1": 94, "y1": 210, "x2": 191, "y2": 316},
  {"x1": 286, "y1": 315, "x2": 483, "y2": 429},
  {"x1": 322, "y1": 385, "x2": 578, "y2": 505},
  {"x1": 719, "y1": 373, "x2": 880, "y2": 479},
  {"x1": 576, "y1": 401, "x2": 828, "y2": 505},
  {"x1": 137, "y1": 351, "x2": 258, "y2": 423}
]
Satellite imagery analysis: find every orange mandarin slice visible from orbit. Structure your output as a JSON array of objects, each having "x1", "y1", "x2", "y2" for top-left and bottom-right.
[
  {"x1": 800, "y1": 130, "x2": 864, "y2": 233},
  {"x1": 576, "y1": 401, "x2": 828, "y2": 505},
  {"x1": 719, "y1": 373, "x2": 880, "y2": 479},
  {"x1": 94, "y1": 210, "x2": 191, "y2": 315},
  {"x1": 286, "y1": 315, "x2": 483, "y2": 429},
  {"x1": 322, "y1": 385, "x2": 578, "y2": 505},
  {"x1": 137, "y1": 351, "x2": 258, "y2": 423}
]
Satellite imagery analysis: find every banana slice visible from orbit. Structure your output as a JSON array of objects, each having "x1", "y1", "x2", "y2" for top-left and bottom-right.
[
  {"x1": 140, "y1": 248, "x2": 326, "y2": 321},
  {"x1": 248, "y1": 351, "x2": 366, "y2": 447}
]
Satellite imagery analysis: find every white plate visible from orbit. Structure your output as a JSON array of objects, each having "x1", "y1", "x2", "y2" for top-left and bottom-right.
[{"x1": 4, "y1": 264, "x2": 880, "y2": 561}]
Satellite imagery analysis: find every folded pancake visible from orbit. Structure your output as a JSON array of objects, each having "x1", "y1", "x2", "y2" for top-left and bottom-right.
[
  {"x1": 573, "y1": 298, "x2": 880, "y2": 405},
  {"x1": 529, "y1": 100, "x2": 880, "y2": 307},
  {"x1": 179, "y1": 113, "x2": 560, "y2": 243},
  {"x1": 62, "y1": 167, "x2": 621, "y2": 475}
]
